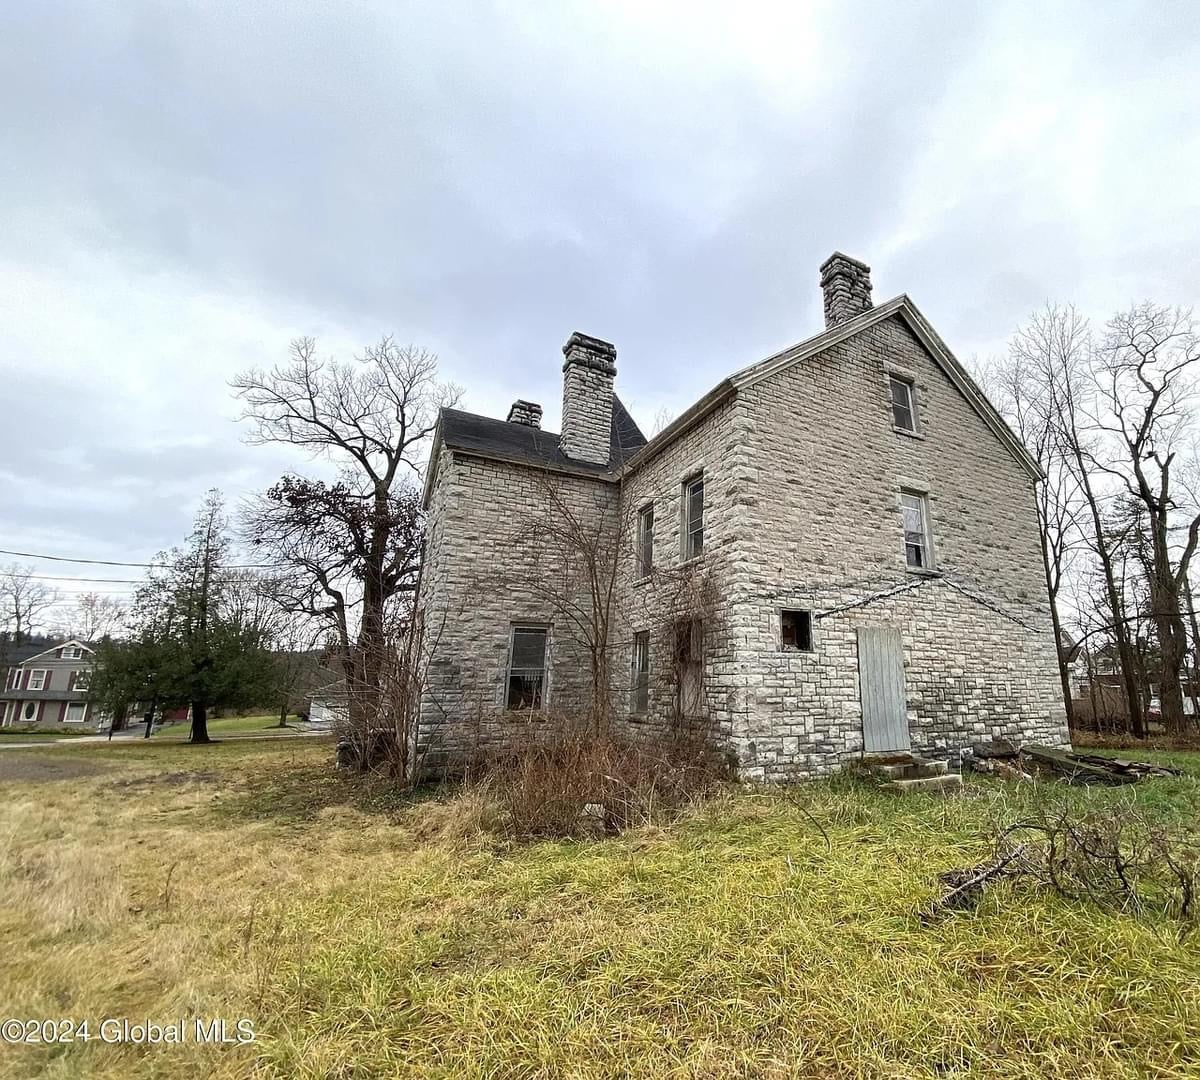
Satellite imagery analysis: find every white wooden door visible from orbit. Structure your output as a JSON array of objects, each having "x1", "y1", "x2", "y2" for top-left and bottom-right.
[{"x1": 857, "y1": 626, "x2": 911, "y2": 753}]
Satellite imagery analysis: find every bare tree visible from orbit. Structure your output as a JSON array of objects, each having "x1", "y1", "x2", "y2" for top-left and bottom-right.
[
  {"x1": 233, "y1": 336, "x2": 460, "y2": 765},
  {"x1": 59, "y1": 592, "x2": 125, "y2": 641},
  {"x1": 995, "y1": 308, "x2": 1093, "y2": 725},
  {"x1": 1013, "y1": 306, "x2": 1145, "y2": 736},
  {"x1": 0, "y1": 565, "x2": 60, "y2": 645},
  {"x1": 1089, "y1": 304, "x2": 1200, "y2": 734}
]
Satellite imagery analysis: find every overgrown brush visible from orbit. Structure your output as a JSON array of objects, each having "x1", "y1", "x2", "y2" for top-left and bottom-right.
[
  {"x1": 1070, "y1": 728, "x2": 1200, "y2": 753},
  {"x1": 997, "y1": 802, "x2": 1200, "y2": 922},
  {"x1": 479, "y1": 727, "x2": 726, "y2": 839}
]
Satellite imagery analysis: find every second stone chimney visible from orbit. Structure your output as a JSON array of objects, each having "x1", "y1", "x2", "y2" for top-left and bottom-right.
[
  {"x1": 506, "y1": 399, "x2": 542, "y2": 428},
  {"x1": 559, "y1": 332, "x2": 616, "y2": 466},
  {"x1": 819, "y1": 252, "x2": 873, "y2": 328}
]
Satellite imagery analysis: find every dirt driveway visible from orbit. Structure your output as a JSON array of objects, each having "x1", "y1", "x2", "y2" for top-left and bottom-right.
[{"x1": 0, "y1": 753, "x2": 114, "y2": 783}]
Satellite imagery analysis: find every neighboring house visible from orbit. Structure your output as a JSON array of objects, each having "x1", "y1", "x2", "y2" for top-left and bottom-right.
[
  {"x1": 308, "y1": 683, "x2": 349, "y2": 729},
  {"x1": 417, "y1": 252, "x2": 1070, "y2": 780},
  {"x1": 0, "y1": 637, "x2": 59, "y2": 701},
  {"x1": 0, "y1": 639, "x2": 101, "y2": 729}
]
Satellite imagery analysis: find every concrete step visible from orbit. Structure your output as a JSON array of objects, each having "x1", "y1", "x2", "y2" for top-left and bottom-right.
[
  {"x1": 886, "y1": 773, "x2": 963, "y2": 795},
  {"x1": 861, "y1": 752, "x2": 917, "y2": 767},
  {"x1": 871, "y1": 759, "x2": 948, "y2": 779}
]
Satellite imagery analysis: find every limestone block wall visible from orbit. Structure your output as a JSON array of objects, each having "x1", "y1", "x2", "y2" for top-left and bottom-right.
[
  {"x1": 729, "y1": 313, "x2": 1069, "y2": 778},
  {"x1": 612, "y1": 396, "x2": 749, "y2": 753},
  {"x1": 417, "y1": 448, "x2": 618, "y2": 770}
]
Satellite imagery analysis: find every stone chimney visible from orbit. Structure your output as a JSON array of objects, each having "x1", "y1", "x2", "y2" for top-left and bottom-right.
[
  {"x1": 819, "y1": 252, "x2": 873, "y2": 328},
  {"x1": 559, "y1": 332, "x2": 616, "y2": 465},
  {"x1": 506, "y1": 399, "x2": 543, "y2": 428}
]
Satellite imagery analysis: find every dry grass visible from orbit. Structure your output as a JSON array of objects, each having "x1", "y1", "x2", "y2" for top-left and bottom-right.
[
  {"x1": 482, "y1": 729, "x2": 724, "y2": 838},
  {"x1": 0, "y1": 739, "x2": 1198, "y2": 1078}
]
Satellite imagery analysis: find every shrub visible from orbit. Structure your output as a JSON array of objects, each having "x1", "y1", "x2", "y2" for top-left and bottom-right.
[
  {"x1": 996, "y1": 802, "x2": 1200, "y2": 922},
  {"x1": 482, "y1": 726, "x2": 726, "y2": 839}
]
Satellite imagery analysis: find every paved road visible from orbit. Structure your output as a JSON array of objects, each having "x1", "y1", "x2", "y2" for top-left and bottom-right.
[{"x1": 0, "y1": 727, "x2": 331, "y2": 750}]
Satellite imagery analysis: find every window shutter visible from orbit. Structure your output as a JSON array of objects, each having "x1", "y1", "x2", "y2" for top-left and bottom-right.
[{"x1": 43, "y1": 670, "x2": 52, "y2": 691}]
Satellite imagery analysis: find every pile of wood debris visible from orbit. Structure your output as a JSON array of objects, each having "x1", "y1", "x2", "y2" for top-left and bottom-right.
[{"x1": 963, "y1": 740, "x2": 1181, "y2": 785}]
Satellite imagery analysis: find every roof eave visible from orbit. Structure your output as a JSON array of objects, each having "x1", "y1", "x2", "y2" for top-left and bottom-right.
[
  {"x1": 420, "y1": 412, "x2": 446, "y2": 509},
  {"x1": 18, "y1": 638, "x2": 94, "y2": 665},
  {"x1": 448, "y1": 446, "x2": 619, "y2": 483},
  {"x1": 730, "y1": 294, "x2": 1043, "y2": 483},
  {"x1": 894, "y1": 301, "x2": 1044, "y2": 482},
  {"x1": 618, "y1": 380, "x2": 737, "y2": 477}
]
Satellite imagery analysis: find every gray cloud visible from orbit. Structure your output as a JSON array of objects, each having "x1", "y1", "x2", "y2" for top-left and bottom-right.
[{"x1": 1, "y1": 0, "x2": 1198, "y2": 599}]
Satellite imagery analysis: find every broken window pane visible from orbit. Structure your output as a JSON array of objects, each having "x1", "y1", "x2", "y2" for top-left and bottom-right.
[
  {"x1": 781, "y1": 610, "x2": 813, "y2": 651},
  {"x1": 890, "y1": 375, "x2": 916, "y2": 431},
  {"x1": 506, "y1": 626, "x2": 548, "y2": 709},
  {"x1": 900, "y1": 491, "x2": 931, "y2": 568}
]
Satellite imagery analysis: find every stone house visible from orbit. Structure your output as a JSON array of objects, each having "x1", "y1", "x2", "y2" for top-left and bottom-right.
[{"x1": 416, "y1": 253, "x2": 1069, "y2": 780}]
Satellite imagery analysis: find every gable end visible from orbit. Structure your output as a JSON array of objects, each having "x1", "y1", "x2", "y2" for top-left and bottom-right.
[{"x1": 730, "y1": 296, "x2": 1041, "y2": 481}]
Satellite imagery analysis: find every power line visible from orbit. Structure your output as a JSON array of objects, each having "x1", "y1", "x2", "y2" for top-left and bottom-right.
[
  {"x1": 20, "y1": 572, "x2": 278, "y2": 586},
  {"x1": 0, "y1": 547, "x2": 166, "y2": 568},
  {"x1": 0, "y1": 546, "x2": 272, "y2": 570},
  {"x1": 17, "y1": 573, "x2": 145, "y2": 584}
]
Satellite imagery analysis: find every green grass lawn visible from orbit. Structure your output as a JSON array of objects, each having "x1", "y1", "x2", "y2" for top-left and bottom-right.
[
  {"x1": 149, "y1": 713, "x2": 306, "y2": 739},
  {"x1": 1, "y1": 742, "x2": 1197, "y2": 1079}
]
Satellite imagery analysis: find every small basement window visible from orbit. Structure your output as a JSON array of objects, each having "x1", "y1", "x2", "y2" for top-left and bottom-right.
[
  {"x1": 506, "y1": 625, "x2": 548, "y2": 710},
  {"x1": 781, "y1": 610, "x2": 813, "y2": 652},
  {"x1": 889, "y1": 374, "x2": 917, "y2": 432}
]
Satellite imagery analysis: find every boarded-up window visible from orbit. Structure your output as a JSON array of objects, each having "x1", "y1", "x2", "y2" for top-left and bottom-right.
[
  {"x1": 637, "y1": 505, "x2": 655, "y2": 578},
  {"x1": 631, "y1": 631, "x2": 650, "y2": 714},
  {"x1": 674, "y1": 619, "x2": 704, "y2": 718},
  {"x1": 506, "y1": 626, "x2": 548, "y2": 710},
  {"x1": 781, "y1": 610, "x2": 813, "y2": 652},
  {"x1": 683, "y1": 475, "x2": 704, "y2": 559}
]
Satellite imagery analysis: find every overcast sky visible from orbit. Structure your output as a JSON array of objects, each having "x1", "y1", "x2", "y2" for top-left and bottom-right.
[{"x1": 1, "y1": 1, "x2": 1197, "y2": 614}]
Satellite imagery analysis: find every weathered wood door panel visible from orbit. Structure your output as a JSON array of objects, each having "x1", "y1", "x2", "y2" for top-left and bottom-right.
[{"x1": 857, "y1": 626, "x2": 911, "y2": 753}]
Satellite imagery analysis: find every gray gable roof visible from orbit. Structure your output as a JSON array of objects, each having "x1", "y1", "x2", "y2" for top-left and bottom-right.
[{"x1": 437, "y1": 395, "x2": 646, "y2": 478}]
